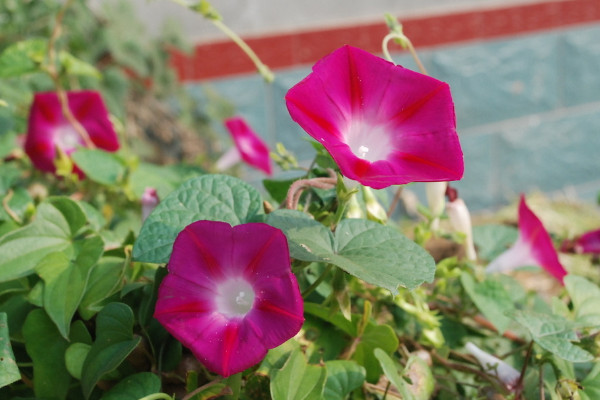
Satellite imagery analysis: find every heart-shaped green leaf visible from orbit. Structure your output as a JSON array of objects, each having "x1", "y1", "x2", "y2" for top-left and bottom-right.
[
  {"x1": 133, "y1": 174, "x2": 263, "y2": 263},
  {"x1": 0, "y1": 197, "x2": 88, "y2": 282},
  {"x1": 81, "y1": 303, "x2": 141, "y2": 399},
  {"x1": 23, "y1": 309, "x2": 71, "y2": 399},
  {"x1": 323, "y1": 360, "x2": 365, "y2": 400},
  {"x1": 267, "y1": 210, "x2": 435, "y2": 293},
  {"x1": 270, "y1": 347, "x2": 326, "y2": 400}
]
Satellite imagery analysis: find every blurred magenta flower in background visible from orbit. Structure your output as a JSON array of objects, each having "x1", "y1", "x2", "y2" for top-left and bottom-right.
[
  {"x1": 24, "y1": 91, "x2": 120, "y2": 176},
  {"x1": 285, "y1": 45, "x2": 463, "y2": 189},
  {"x1": 215, "y1": 116, "x2": 273, "y2": 175},
  {"x1": 574, "y1": 229, "x2": 600, "y2": 255},
  {"x1": 486, "y1": 195, "x2": 567, "y2": 284},
  {"x1": 154, "y1": 220, "x2": 303, "y2": 377}
]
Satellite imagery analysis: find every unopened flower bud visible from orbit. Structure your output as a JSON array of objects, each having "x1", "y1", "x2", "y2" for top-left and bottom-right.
[
  {"x1": 426, "y1": 182, "x2": 447, "y2": 230},
  {"x1": 345, "y1": 192, "x2": 364, "y2": 219},
  {"x1": 446, "y1": 198, "x2": 477, "y2": 261},
  {"x1": 466, "y1": 342, "x2": 520, "y2": 390},
  {"x1": 362, "y1": 186, "x2": 387, "y2": 224}
]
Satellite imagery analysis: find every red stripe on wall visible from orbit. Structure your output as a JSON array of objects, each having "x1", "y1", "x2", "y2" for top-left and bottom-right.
[{"x1": 170, "y1": 0, "x2": 600, "y2": 81}]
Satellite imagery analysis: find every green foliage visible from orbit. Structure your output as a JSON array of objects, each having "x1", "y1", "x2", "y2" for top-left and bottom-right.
[
  {"x1": 270, "y1": 347, "x2": 327, "y2": 400},
  {"x1": 1, "y1": 1, "x2": 600, "y2": 399},
  {"x1": 133, "y1": 174, "x2": 263, "y2": 263},
  {"x1": 100, "y1": 372, "x2": 162, "y2": 400},
  {"x1": 461, "y1": 272, "x2": 514, "y2": 334},
  {"x1": 267, "y1": 209, "x2": 435, "y2": 293},
  {"x1": 22, "y1": 309, "x2": 71, "y2": 399},
  {"x1": 71, "y1": 148, "x2": 128, "y2": 186},
  {"x1": 0, "y1": 312, "x2": 20, "y2": 388},
  {"x1": 0, "y1": 197, "x2": 89, "y2": 282},
  {"x1": 81, "y1": 303, "x2": 141, "y2": 399},
  {"x1": 323, "y1": 360, "x2": 366, "y2": 400},
  {"x1": 0, "y1": 38, "x2": 48, "y2": 78}
]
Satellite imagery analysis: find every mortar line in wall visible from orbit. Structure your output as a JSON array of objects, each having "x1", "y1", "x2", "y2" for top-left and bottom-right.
[{"x1": 459, "y1": 100, "x2": 600, "y2": 137}]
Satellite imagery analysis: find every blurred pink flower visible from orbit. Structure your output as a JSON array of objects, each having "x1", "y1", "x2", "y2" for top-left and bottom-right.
[
  {"x1": 154, "y1": 220, "x2": 303, "y2": 377},
  {"x1": 574, "y1": 229, "x2": 600, "y2": 255},
  {"x1": 216, "y1": 117, "x2": 272, "y2": 175},
  {"x1": 141, "y1": 187, "x2": 159, "y2": 221},
  {"x1": 24, "y1": 91, "x2": 119, "y2": 177},
  {"x1": 486, "y1": 195, "x2": 567, "y2": 284},
  {"x1": 285, "y1": 45, "x2": 463, "y2": 189}
]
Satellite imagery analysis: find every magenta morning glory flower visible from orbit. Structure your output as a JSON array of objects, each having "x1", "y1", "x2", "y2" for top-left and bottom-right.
[
  {"x1": 24, "y1": 91, "x2": 120, "y2": 176},
  {"x1": 486, "y1": 195, "x2": 567, "y2": 284},
  {"x1": 285, "y1": 45, "x2": 463, "y2": 189},
  {"x1": 215, "y1": 117, "x2": 273, "y2": 175},
  {"x1": 154, "y1": 220, "x2": 303, "y2": 377},
  {"x1": 574, "y1": 229, "x2": 600, "y2": 255}
]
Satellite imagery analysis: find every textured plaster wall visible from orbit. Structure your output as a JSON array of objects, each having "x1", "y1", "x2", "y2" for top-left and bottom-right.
[
  {"x1": 187, "y1": 23, "x2": 600, "y2": 211},
  {"x1": 90, "y1": 0, "x2": 546, "y2": 41}
]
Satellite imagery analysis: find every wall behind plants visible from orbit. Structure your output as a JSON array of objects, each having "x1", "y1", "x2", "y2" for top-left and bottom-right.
[
  {"x1": 92, "y1": 0, "x2": 547, "y2": 41},
  {"x1": 165, "y1": 0, "x2": 600, "y2": 211}
]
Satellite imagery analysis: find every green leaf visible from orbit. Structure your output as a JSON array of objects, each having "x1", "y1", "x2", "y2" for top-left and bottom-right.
[
  {"x1": 267, "y1": 211, "x2": 435, "y2": 293},
  {"x1": 78, "y1": 256, "x2": 128, "y2": 320},
  {"x1": 36, "y1": 235, "x2": 104, "y2": 338},
  {"x1": 128, "y1": 162, "x2": 203, "y2": 200},
  {"x1": 0, "y1": 38, "x2": 47, "y2": 78},
  {"x1": 0, "y1": 196, "x2": 87, "y2": 282},
  {"x1": 133, "y1": 174, "x2": 263, "y2": 263},
  {"x1": 58, "y1": 51, "x2": 102, "y2": 78},
  {"x1": 353, "y1": 322, "x2": 399, "y2": 383},
  {"x1": 263, "y1": 175, "x2": 302, "y2": 204},
  {"x1": 472, "y1": 224, "x2": 518, "y2": 261},
  {"x1": 304, "y1": 303, "x2": 398, "y2": 383},
  {"x1": 333, "y1": 219, "x2": 435, "y2": 293},
  {"x1": 403, "y1": 355, "x2": 435, "y2": 400},
  {"x1": 81, "y1": 303, "x2": 141, "y2": 399},
  {"x1": 461, "y1": 272, "x2": 514, "y2": 334},
  {"x1": 266, "y1": 210, "x2": 335, "y2": 262},
  {"x1": 22, "y1": 309, "x2": 71, "y2": 399},
  {"x1": 374, "y1": 348, "x2": 414, "y2": 400},
  {"x1": 509, "y1": 310, "x2": 594, "y2": 362},
  {"x1": 323, "y1": 360, "x2": 366, "y2": 400},
  {"x1": 564, "y1": 275, "x2": 600, "y2": 326},
  {"x1": 71, "y1": 149, "x2": 127, "y2": 186},
  {"x1": 581, "y1": 363, "x2": 600, "y2": 400},
  {"x1": 270, "y1": 347, "x2": 327, "y2": 400},
  {"x1": 258, "y1": 339, "x2": 300, "y2": 375},
  {"x1": 0, "y1": 312, "x2": 20, "y2": 388},
  {"x1": 65, "y1": 342, "x2": 91, "y2": 380},
  {"x1": 100, "y1": 372, "x2": 162, "y2": 400}
]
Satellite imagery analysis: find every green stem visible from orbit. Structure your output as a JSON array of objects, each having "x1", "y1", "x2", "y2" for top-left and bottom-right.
[
  {"x1": 182, "y1": 379, "x2": 224, "y2": 400},
  {"x1": 382, "y1": 32, "x2": 428, "y2": 75},
  {"x1": 169, "y1": 0, "x2": 274, "y2": 82},
  {"x1": 211, "y1": 19, "x2": 274, "y2": 82},
  {"x1": 302, "y1": 264, "x2": 333, "y2": 298}
]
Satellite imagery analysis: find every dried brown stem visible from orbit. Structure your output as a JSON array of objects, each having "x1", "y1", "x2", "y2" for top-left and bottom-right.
[
  {"x1": 284, "y1": 174, "x2": 337, "y2": 210},
  {"x1": 46, "y1": 0, "x2": 95, "y2": 149},
  {"x1": 2, "y1": 189, "x2": 22, "y2": 224}
]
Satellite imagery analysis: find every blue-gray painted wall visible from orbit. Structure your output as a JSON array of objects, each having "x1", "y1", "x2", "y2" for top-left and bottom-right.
[{"x1": 187, "y1": 23, "x2": 600, "y2": 211}]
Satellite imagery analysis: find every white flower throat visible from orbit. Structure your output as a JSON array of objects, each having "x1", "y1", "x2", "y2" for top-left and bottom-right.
[
  {"x1": 346, "y1": 119, "x2": 393, "y2": 162},
  {"x1": 215, "y1": 277, "x2": 256, "y2": 317}
]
